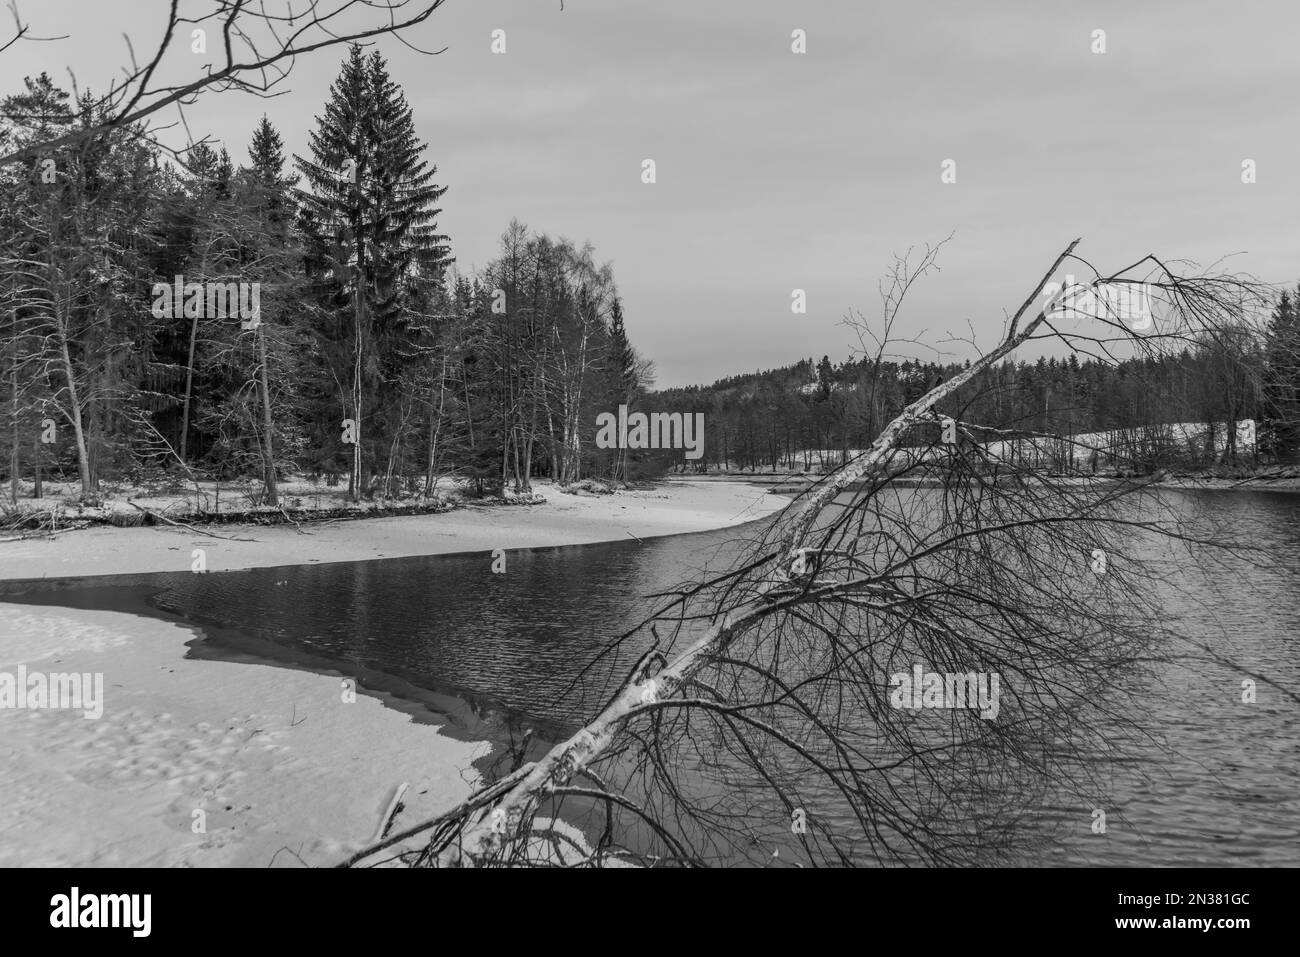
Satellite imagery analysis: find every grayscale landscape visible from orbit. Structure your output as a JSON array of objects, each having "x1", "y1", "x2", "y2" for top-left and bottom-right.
[{"x1": 0, "y1": 0, "x2": 1296, "y2": 874}]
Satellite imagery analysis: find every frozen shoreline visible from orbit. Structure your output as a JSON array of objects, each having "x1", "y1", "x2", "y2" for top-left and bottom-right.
[
  {"x1": 0, "y1": 479, "x2": 785, "y2": 580},
  {"x1": 0, "y1": 480, "x2": 785, "y2": 867},
  {"x1": 0, "y1": 603, "x2": 487, "y2": 867}
]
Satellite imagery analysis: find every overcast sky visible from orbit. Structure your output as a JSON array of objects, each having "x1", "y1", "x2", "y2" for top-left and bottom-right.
[{"x1": 5, "y1": 1, "x2": 1299, "y2": 386}]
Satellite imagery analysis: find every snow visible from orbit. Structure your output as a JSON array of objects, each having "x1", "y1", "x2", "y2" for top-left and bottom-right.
[
  {"x1": 1, "y1": 479, "x2": 785, "y2": 578},
  {"x1": 0, "y1": 480, "x2": 786, "y2": 866},
  {"x1": 0, "y1": 603, "x2": 487, "y2": 867}
]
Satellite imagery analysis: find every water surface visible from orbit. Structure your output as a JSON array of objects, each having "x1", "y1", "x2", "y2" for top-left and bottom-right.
[{"x1": 2, "y1": 488, "x2": 1296, "y2": 865}]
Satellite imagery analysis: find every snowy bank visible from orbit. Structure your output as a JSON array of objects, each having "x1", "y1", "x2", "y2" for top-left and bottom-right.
[
  {"x1": 0, "y1": 479, "x2": 785, "y2": 580},
  {"x1": 0, "y1": 479, "x2": 785, "y2": 867},
  {"x1": 0, "y1": 603, "x2": 486, "y2": 867}
]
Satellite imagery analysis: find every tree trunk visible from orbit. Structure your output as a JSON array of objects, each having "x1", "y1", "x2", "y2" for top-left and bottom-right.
[
  {"x1": 424, "y1": 355, "x2": 447, "y2": 497},
  {"x1": 57, "y1": 325, "x2": 92, "y2": 496},
  {"x1": 351, "y1": 270, "x2": 364, "y2": 503},
  {"x1": 179, "y1": 301, "x2": 200, "y2": 466},
  {"x1": 256, "y1": 326, "x2": 278, "y2": 506},
  {"x1": 8, "y1": 332, "x2": 18, "y2": 505}
]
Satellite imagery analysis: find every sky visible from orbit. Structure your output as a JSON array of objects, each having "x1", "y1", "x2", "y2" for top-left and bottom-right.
[{"x1": 4, "y1": 0, "x2": 1299, "y2": 387}]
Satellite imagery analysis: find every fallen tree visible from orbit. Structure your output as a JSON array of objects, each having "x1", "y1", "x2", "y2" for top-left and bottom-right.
[{"x1": 342, "y1": 239, "x2": 1279, "y2": 867}]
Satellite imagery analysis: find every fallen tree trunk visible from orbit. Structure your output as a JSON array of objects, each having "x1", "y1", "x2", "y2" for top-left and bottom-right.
[
  {"x1": 343, "y1": 241, "x2": 1082, "y2": 868},
  {"x1": 341, "y1": 238, "x2": 1278, "y2": 868}
]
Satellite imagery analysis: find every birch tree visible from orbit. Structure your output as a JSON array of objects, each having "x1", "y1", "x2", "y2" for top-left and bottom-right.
[{"x1": 341, "y1": 240, "x2": 1283, "y2": 868}]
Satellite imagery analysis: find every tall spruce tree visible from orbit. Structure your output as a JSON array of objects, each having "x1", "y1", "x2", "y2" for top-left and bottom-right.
[
  {"x1": 221, "y1": 116, "x2": 303, "y2": 505},
  {"x1": 247, "y1": 116, "x2": 298, "y2": 231},
  {"x1": 1262, "y1": 288, "x2": 1300, "y2": 462},
  {"x1": 295, "y1": 46, "x2": 452, "y2": 500},
  {"x1": 605, "y1": 297, "x2": 638, "y2": 479},
  {"x1": 607, "y1": 297, "x2": 637, "y2": 400}
]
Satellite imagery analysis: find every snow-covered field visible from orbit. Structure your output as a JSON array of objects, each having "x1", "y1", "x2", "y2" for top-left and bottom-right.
[
  {"x1": 979, "y1": 420, "x2": 1259, "y2": 469},
  {"x1": 704, "y1": 420, "x2": 1265, "y2": 475}
]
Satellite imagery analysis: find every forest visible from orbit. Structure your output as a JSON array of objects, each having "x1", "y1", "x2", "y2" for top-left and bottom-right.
[
  {"x1": 648, "y1": 306, "x2": 1300, "y2": 475},
  {"x1": 4, "y1": 47, "x2": 1300, "y2": 509},
  {"x1": 1, "y1": 47, "x2": 647, "y2": 507}
]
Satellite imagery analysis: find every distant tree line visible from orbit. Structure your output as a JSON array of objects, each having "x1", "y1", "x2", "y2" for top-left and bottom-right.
[
  {"x1": 643, "y1": 298, "x2": 1300, "y2": 474},
  {"x1": 1, "y1": 47, "x2": 650, "y2": 505}
]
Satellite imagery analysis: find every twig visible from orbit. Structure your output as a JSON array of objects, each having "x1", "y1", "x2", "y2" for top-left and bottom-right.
[
  {"x1": 278, "y1": 507, "x2": 312, "y2": 535},
  {"x1": 266, "y1": 844, "x2": 310, "y2": 869},
  {"x1": 337, "y1": 762, "x2": 536, "y2": 868}
]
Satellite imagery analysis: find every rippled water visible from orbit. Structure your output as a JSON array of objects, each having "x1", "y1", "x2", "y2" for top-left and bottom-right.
[
  {"x1": 1040, "y1": 490, "x2": 1300, "y2": 866},
  {"x1": 2, "y1": 487, "x2": 1296, "y2": 865}
]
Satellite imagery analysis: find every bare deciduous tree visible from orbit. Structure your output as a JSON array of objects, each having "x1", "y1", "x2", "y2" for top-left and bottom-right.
[
  {"x1": 0, "y1": 0, "x2": 450, "y2": 167},
  {"x1": 339, "y1": 240, "x2": 1282, "y2": 868}
]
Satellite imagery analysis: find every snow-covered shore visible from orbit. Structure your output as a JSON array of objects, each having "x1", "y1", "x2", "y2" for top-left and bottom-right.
[
  {"x1": 0, "y1": 480, "x2": 785, "y2": 867},
  {"x1": 0, "y1": 479, "x2": 784, "y2": 578},
  {"x1": 0, "y1": 603, "x2": 487, "y2": 867}
]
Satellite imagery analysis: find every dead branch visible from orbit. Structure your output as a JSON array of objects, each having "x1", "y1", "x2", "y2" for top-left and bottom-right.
[
  {"x1": 334, "y1": 240, "x2": 1284, "y2": 869},
  {"x1": 125, "y1": 499, "x2": 254, "y2": 541},
  {"x1": 0, "y1": 0, "x2": 450, "y2": 167}
]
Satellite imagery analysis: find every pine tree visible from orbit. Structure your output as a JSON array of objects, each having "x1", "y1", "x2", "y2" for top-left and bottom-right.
[
  {"x1": 174, "y1": 140, "x2": 240, "y2": 464},
  {"x1": 816, "y1": 355, "x2": 833, "y2": 401},
  {"x1": 208, "y1": 116, "x2": 305, "y2": 505},
  {"x1": 603, "y1": 297, "x2": 639, "y2": 479},
  {"x1": 607, "y1": 297, "x2": 638, "y2": 400},
  {"x1": 295, "y1": 46, "x2": 453, "y2": 500},
  {"x1": 363, "y1": 51, "x2": 452, "y2": 320},
  {"x1": 184, "y1": 142, "x2": 232, "y2": 200},
  {"x1": 1262, "y1": 289, "x2": 1300, "y2": 462},
  {"x1": 246, "y1": 116, "x2": 297, "y2": 231}
]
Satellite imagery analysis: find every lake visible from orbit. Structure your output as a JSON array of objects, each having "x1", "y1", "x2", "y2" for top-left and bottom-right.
[{"x1": 2, "y1": 486, "x2": 1296, "y2": 866}]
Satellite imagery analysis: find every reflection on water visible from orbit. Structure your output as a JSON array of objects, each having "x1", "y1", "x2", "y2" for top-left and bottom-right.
[
  {"x1": 1, "y1": 489, "x2": 1296, "y2": 865},
  {"x1": 0, "y1": 524, "x2": 758, "y2": 739}
]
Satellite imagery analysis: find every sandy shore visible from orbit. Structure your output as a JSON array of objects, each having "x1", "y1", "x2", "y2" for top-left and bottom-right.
[{"x1": 0, "y1": 479, "x2": 784, "y2": 867}]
